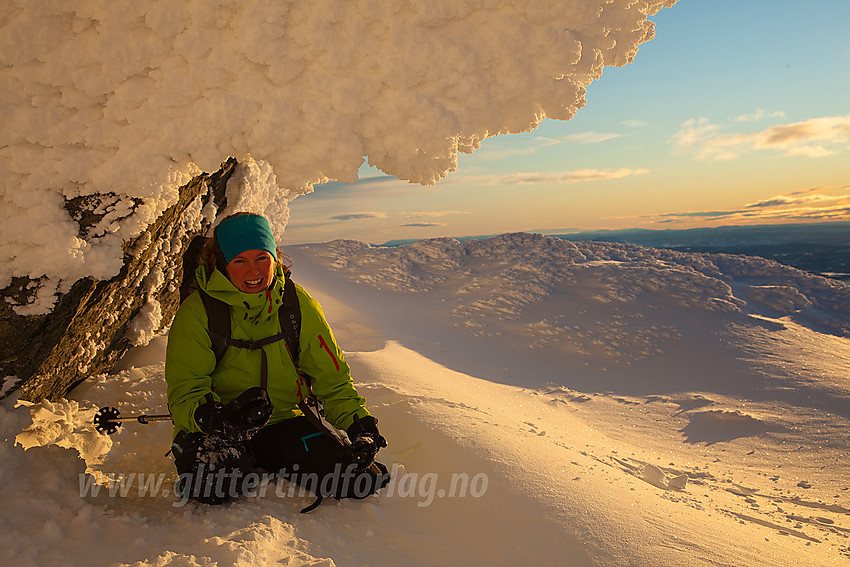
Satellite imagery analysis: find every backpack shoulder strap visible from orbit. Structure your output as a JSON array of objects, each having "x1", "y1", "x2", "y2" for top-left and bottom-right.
[
  {"x1": 180, "y1": 234, "x2": 230, "y2": 368},
  {"x1": 280, "y1": 269, "x2": 302, "y2": 367},
  {"x1": 180, "y1": 235, "x2": 210, "y2": 302},
  {"x1": 195, "y1": 268, "x2": 301, "y2": 389},
  {"x1": 199, "y1": 289, "x2": 230, "y2": 367}
]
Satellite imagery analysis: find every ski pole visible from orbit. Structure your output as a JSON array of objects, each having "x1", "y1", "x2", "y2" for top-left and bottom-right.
[{"x1": 93, "y1": 406, "x2": 172, "y2": 435}]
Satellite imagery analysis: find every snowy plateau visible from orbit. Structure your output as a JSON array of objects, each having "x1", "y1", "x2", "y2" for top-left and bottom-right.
[{"x1": 2, "y1": 233, "x2": 849, "y2": 567}]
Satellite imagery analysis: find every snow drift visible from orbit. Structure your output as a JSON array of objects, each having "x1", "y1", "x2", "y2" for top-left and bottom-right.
[
  {"x1": 0, "y1": 0, "x2": 676, "y2": 304},
  {"x1": 2, "y1": 234, "x2": 849, "y2": 566}
]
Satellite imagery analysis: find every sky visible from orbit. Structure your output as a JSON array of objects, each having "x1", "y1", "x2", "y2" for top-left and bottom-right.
[{"x1": 285, "y1": 0, "x2": 850, "y2": 245}]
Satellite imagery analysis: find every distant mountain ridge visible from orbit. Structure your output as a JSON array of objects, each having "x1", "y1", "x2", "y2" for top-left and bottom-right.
[
  {"x1": 302, "y1": 231, "x2": 850, "y2": 342},
  {"x1": 551, "y1": 221, "x2": 850, "y2": 246},
  {"x1": 379, "y1": 222, "x2": 850, "y2": 280}
]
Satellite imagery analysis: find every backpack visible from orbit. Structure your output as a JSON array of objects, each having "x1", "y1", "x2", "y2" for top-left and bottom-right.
[{"x1": 179, "y1": 235, "x2": 303, "y2": 383}]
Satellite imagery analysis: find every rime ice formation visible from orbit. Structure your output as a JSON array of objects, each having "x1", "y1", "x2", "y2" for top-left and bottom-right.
[{"x1": 1, "y1": 0, "x2": 676, "y2": 307}]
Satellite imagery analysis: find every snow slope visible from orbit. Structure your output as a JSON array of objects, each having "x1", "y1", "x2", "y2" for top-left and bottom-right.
[{"x1": 2, "y1": 234, "x2": 849, "y2": 566}]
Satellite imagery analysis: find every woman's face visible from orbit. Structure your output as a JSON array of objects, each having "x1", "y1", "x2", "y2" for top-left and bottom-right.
[{"x1": 225, "y1": 249, "x2": 275, "y2": 293}]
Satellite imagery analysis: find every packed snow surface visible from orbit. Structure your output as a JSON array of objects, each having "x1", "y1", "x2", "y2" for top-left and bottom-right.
[{"x1": 2, "y1": 234, "x2": 849, "y2": 566}]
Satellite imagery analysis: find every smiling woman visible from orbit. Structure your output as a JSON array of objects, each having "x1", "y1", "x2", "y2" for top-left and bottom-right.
[{"x1": 165, "y1": 212, "x2": 390, "y2": 508}]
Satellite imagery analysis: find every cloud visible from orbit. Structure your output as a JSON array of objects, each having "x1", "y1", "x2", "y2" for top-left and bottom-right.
[
  {"x1": 563, "y1": 132, "x2": 622, "y2": 144},
  {"x1": 404, "y1": 211, "x2": 468, "y2": 219},
  {"x1": 654, "y1": 205, "x2": 850, "y2": 224},
  {"x1": 475, "y1": 136, "x2": 562, "y2": 160},
  {"x1": 475, "y1": 130, "x2": 620, "y2": 161},
  {"x1": 672, "y1": 118, "x2": 725, "y2": 158},
  {"x1": 733, "y1": 109, "x2": 786, "y2": 123},
  {"x1": 745, "y1": 193, "x2": 838, "y2": 208},
  {"x1": 308, "y1": 175, "x2": 412, "y2": 200},
  {"x1": 636, "y1": 188, "x2": 850, "y2": 225},
  {"x1": 673, "y1": 114, "x2": 850, "y2": 161},
  {"x1": 330, "y1": 212, "x2": 388, "y2": 221},
  {"x1": 782, "y1": 145, "x2": 836, "y2": 158},
  {"x1": 464, "y1": 168, "x2": 649, "y2": 186},
  {"x1": 658, "y1": 210, "x2": 746, "y2": 219},
  {"x1": 401, "y1": 222, "x2": 447, "y2": 228}
]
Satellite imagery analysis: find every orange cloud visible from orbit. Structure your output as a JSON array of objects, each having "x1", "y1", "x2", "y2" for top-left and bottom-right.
[
  {"x1": 465, "y1": 168, "x2": 650, "y2": 185},
  {"x1": 674, "y1": 114, "x2": 850, "y2": 161},
  {"x1": 620, "y1": 188, "x2": 850, "y2": 226}
]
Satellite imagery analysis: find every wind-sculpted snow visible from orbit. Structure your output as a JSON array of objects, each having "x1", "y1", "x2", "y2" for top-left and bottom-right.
[
  {"x1": 0, "y1": 0, "x2": 676, "y2": 298},
  {"x1": 308, "y1": 233, "x2": 850, "y2": 338},
  {"x1": 3, "y1": 232, "x2": 849, "y2": 566}
]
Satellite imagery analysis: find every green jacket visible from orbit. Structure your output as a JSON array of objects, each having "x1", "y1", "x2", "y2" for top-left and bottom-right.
[{"x1": 165, "y1": 263, "x2": 369, "y2": 435}]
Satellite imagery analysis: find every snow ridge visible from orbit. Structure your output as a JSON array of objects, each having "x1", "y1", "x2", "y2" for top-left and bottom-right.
[{"x1": 310, "y1": 233, "x2": 850, "y2": 337}]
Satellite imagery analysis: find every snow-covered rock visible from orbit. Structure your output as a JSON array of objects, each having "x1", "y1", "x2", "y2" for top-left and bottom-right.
[{"x1": 1, "y1": 159, "x2": 233, "y2": 402}]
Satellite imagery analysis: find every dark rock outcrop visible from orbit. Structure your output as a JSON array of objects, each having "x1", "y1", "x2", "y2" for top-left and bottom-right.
[{"x1": 0, "y1": 158, "x2": 237, "y2": 402}]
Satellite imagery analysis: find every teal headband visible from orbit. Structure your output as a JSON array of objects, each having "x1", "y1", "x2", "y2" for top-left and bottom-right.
[{"x1": 215, "y1": 214, "x2": 278, "y2": 264}]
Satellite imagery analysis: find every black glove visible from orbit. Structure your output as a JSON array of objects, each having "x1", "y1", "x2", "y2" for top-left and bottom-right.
[
  {"x1": 195, "y1": 387, "x2": 272, "y2": 439},
  {"x1": 346, "y1": 415, "x2": 387, "y2": 470}
]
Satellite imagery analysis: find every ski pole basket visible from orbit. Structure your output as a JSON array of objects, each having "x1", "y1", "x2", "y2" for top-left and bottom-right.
[{"x1": 93, "y1": 406, "x2": 172, "y2": 435}]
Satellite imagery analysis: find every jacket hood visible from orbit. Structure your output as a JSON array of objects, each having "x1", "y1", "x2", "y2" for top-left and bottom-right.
[{"x1": 195, "y1": 262, "x2": 287, "y2": 316}]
